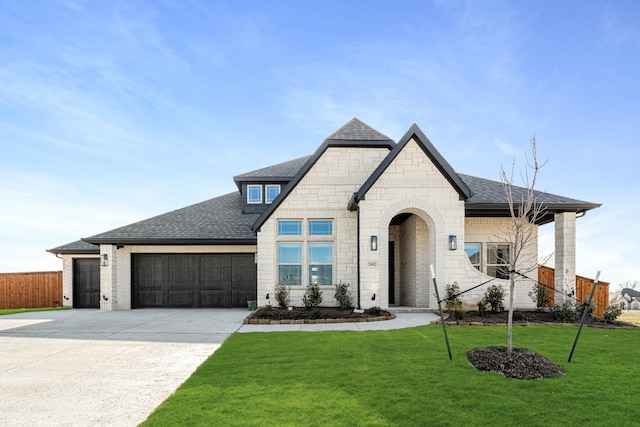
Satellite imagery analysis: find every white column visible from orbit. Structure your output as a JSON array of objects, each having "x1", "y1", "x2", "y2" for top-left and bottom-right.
[
  {"x1": 99, "y1": 244, "x2": 117, "y2": 310},
  {"x1": 554, "y1": 212, "x2": 576, "y2": 304}
]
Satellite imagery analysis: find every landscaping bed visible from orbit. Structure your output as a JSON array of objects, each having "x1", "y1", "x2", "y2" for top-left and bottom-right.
[
  {"x1": 444, "y1": 309, "x2": 636, "y2": 328},
  {"x1": 244, "y1": 306, "x2": 394, "y2": 324}
]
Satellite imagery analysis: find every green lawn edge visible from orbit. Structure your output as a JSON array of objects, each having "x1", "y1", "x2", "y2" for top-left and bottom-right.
[
  {"x1": 0, "y1": 307, "x2": 70, "y2": 316},
  {"x1": 142, "y1": 325, "x2": 640, "y2": 427}
]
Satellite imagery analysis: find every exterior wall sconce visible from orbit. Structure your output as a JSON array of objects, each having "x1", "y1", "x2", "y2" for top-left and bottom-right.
[
  {"x1": 101, "y1": 253, "x2": 108, "y2": 266},
  {"x1": 449, "y1": 235, "x2": 457, "y2": 251},
  {"x1": 371, "y1": 236, "x2": 378, "y2": 251}
]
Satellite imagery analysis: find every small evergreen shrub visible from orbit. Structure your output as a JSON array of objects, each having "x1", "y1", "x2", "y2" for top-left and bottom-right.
[
  {"x1": 603, "y1": 304, "x2": 622, "y2": 323},
  {"x1": 550, "y1": 301, "x2": 577, "y2": 321},
  {"x1": 303, "y1": 283, "x2": 323, "y2": 309},
  {"x1": 364, "y1": 306, "x2": 383, "y2": 316},
  {"x1": 482, "y1": 285, "x2": 505, "y2": 313},
  {"x1": 308, "y1": 309, "x2": 323, "y2": 320},
  {"x1": 334, "y1": 282, "x2": 353, "y2": 310},
  {"x1": 445, "y1": 282, "x2": 464, "y2": 320},
  {"x1": 576, "y1": 301, "x2": 595, "y2": 318},
  {"x1": 477, "y1": 300, "x2": 487, "y2": 316},
  {"x1": 528, "y1": 282, "x2": 552, "y2": 309},
  {"x1": 274, "y1": 284, "x2": 290, "y2": 309}
]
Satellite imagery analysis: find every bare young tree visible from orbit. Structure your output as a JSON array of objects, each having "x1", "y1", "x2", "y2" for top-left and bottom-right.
[{"x1": 499, "y1": 135, "x2": 547, "y2": 353}]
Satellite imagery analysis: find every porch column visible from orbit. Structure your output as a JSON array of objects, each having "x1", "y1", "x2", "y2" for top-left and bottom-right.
[
  {"x1": 554, "y1": 212, "x2": 576, "y2": 304},
  {"x1": 99, "y1": 244, "x2": 117, "y2": 310}
]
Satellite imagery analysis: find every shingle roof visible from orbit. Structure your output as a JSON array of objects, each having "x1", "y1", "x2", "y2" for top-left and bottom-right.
[
  {"x1": 461, "y1": 174, "x2": 601, "y2": 224},
  {"x1": 233, "y1": 156, "x2": 311, "y2": 181},
  {"x1": 83, "y1": 192, "x2": 259, "y2": 245},
  {"x1": 251, "y1": 118, "x2": 396, "y2": 231},
  {"x1": 326, "y1": 117, "x2": 394, "y2": 142},
  {"x1": 349, "y1": 123, "x2": 472, "y2": 210},
  {"x1": 47, "y1": 239, "x2": 99, "y2": 254}
]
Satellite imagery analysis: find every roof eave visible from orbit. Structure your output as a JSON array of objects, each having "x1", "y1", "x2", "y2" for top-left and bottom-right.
[{"x1": 82, "y1": 238, "x2": 257, "y2": 246}]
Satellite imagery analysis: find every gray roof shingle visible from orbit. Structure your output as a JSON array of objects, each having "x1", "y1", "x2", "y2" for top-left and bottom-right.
[
  {"x1": 326, "y1": 117, "x2": 394, "y2": 141},
  {"x1": 83, "y1": 192, "x2": 259, "y2": 245},
  {"x1": 47, "y1": 240, "x2": 99, "y2": 254},
  {"x1": 233, "y1": 156, "x2": 311, "y2": 181}
]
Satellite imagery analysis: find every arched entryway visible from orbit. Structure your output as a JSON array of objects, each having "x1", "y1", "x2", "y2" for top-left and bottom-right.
[
  {"x1": 379, "y1": 200, "x2": 444, "y2": 309},
  {"x1": 388, "y1": 212, "x2": 431, "y2": 307}
]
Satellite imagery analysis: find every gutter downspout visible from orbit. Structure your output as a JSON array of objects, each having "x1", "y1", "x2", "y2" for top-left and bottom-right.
[{"x1": 356, "y1": 204, "x2": 361, "y2": 309}]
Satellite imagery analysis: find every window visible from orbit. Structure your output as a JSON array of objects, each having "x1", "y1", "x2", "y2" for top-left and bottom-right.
[
  {"x1": 486, "y1": 244, "x2": 510, "y2": 279},
  {"x1": 278, "y1": 243, "x2": 302, "y2": 285},
  {"x1": 308, "y1": 242, "x2": 333, "y2": 285},
  {"x1": 265, "y1": 185, "x2": 280, "y2": 204},
  {"x1": 278, "y1": 220, "x2": 302, "y2": 236},
  {"x1": 464, "y1": 242, "x2": 511, "y2": 279},
  {"x1": 247, "y1": 185, "x2": 262, "y2": 204},
  {"x1": 464, "y1": 243, "x2": 481, "y2": 271},
  {"x1": 308, "y1": 220, "x2": 333, "y2": 236}
]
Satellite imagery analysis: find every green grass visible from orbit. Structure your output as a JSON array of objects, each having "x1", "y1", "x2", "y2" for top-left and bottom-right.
[
  {"x1": 0, "y1": 307, "x2": 70, "y2": 316},
  {"x1": 142, "y1": 325, "x2": 640, "y2": 426}
]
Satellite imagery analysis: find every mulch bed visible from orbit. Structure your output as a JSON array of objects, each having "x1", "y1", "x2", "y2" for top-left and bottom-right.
[
  {"x1": 446, "y1": 309, "x2": 636, "y2": 328},
  {"x1": 245, "y1": 306, "x2": 393, "y2": 324},
  {"x1": 467, "y1": 346, "x2": 565, "y2": 380}
]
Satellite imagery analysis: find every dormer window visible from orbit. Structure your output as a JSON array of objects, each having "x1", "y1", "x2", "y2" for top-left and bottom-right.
[
  {"x1": 265, "y1": 185, "x2": 281, "y2": 204},
  {"x1": 247, "y1": 185, "x2": 262, "y2": 204}
]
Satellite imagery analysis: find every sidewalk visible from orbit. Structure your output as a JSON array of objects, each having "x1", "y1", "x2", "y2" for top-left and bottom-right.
[{"x1": 237, "y1": 312, "x2": 439, "y2": 333}]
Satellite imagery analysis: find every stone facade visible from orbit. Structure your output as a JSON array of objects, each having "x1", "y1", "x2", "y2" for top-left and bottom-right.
[{"x1": 258, "y1": 137, "x2": 539, "y2": 310}]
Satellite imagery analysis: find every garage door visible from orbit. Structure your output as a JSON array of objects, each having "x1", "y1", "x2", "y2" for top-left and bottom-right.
[
  {"x1": 73, "y1": 258, "x2": 100, "y2": 308},
  {"x1": 132, "y1": 254, "x2": 257, "y2": 308}
]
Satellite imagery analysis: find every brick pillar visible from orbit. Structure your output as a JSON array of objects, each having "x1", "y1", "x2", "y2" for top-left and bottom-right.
[
  {"x1": 99, "y1": 244, "x2": 117, "y2": 310},
  {"x1": 554, "y1": 212, "x2": 576, "y2": 304}
]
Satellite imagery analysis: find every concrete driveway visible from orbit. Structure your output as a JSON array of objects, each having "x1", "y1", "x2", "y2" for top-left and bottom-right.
[{"x1": 0, "y1": 309, "x2": 248, "y2": 427}]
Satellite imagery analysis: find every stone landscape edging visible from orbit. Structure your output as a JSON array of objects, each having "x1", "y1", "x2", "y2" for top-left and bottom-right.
[{"x1": 243, "y1": 313, "x2": 396, "y2": 325}]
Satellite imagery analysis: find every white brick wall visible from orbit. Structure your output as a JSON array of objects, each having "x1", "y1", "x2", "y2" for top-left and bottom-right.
[
  {"x1": 101, "y1": 244, "x2": 256, "y2": 310},
  {"x1": 256, "y1": 146, "x2": 389, "y2": 307},
  {"x1": 61, "y1": 254, "x2": 99, "y2": 308}
]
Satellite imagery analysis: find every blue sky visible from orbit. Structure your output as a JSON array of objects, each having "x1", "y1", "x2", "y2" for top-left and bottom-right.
[{"x1": 1, "y1": 0, "x2": 638, "y2": 288}]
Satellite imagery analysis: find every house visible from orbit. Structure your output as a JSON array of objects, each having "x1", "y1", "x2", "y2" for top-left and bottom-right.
[{"x1": 48, "y1": 118, "x2": 601, "y2": 311}]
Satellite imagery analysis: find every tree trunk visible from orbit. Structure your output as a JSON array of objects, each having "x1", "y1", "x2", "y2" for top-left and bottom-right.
[{"x1": 507, "y1": 271, "x2": 515, "y2": 353}]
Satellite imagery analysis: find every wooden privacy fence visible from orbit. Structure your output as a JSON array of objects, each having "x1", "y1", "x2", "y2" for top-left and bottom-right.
[
  {"x1": 0, "y1": 271, "x2": 62, "y2": 309},
  {"x1": 538, "y1": 266, "x2": 610, "y2": 318}
]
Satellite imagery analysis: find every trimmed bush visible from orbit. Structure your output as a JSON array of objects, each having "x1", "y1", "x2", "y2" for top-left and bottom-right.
[
  {"x1": 303, "y1": 283, "x2": 323, "y2": 309},
  {"x1": 274, "y1": 284, "x2": 290, "y2": 309},
  {"x1": 334, "y1": 282, "x2": 353, "y2": 310},
  {"x1": 481, "y1": 285, "x2": 505, "y2": 313},
  {"x1": 550, "y1": 301, "x2": 576, "y2": 321},
  {"x1": 529, "y1": 282, "x2": 552, "y2": 309},
  {"x1": 603, "y1": 304, "x2": 622, "y2": 323}
]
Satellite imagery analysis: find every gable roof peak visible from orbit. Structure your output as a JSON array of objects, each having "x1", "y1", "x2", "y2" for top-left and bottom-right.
[{"x1": 325, "y1": 117, "x2": 394, "y2": 142}]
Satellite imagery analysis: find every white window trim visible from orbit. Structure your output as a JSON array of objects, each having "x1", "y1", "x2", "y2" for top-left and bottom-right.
[
  {"x1": 247, "y1": 185, "x2": 262, "y2": 204},
  {"x1": 265, "y1": 184, "x2": 281, "y2": 204}
]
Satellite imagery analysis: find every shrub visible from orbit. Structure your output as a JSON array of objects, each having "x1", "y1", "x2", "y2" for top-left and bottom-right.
[
  {"x1": 529, "y1": 282, "x2": 552, "y2": 309},
  {"x1": 274, "y1": 284, "x2": 290, "y2": 309},
  {"x1": 364, "y1": 306, "x2": 383, "y2": 316},
  {"x1": 452, "y1": 307, "x2": 465, "y2": 320},
  {"x1": 303, "y1": 283, "x2": 323, "y2": 309},
  {"x1": 477, "y1": 300, "x2": 487, "y2": 316},
  {"x1": 445, "y1": 282, "x2": 462, "y2": 310},
  {"x1": 576, "y1": 301, "x2": 595, "y2": 319},
  {"x1": 308, "y1": 309, "x2": 323, "y2": 320},
  {"x1": 482, "y1": 285, "x2": 505, "y2": 313},
  {"x1": 603, "y1": 304, "x2": 622, "y2": 323},
  {"x1": 334, "y1": 282, "x2": 353, "y2": 310},
  {"x1": 550, "y1": 301, "x2": 577, "y2": 322}
]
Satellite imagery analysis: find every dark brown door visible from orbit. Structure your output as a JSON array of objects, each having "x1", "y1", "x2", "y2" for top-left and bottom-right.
[
  {"x1": 73, "y1": 258, "x2": 100, "y2": 308},
  {"x1": 132, "y1": 254, "x2": 256, "y2": 308}
]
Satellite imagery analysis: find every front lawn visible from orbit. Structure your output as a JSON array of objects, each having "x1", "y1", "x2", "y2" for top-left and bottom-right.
[
  {"x1": 142, "y1": 325, "x2": 640, "y2": 426},
  {"x1": 0, "y1": 307, "x2": 69, "y2": 316}
]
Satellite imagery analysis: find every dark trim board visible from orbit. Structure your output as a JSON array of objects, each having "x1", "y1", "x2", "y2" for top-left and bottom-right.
[{"x1": 131, "y1": 253, "x2": 257, "y2": 308}]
